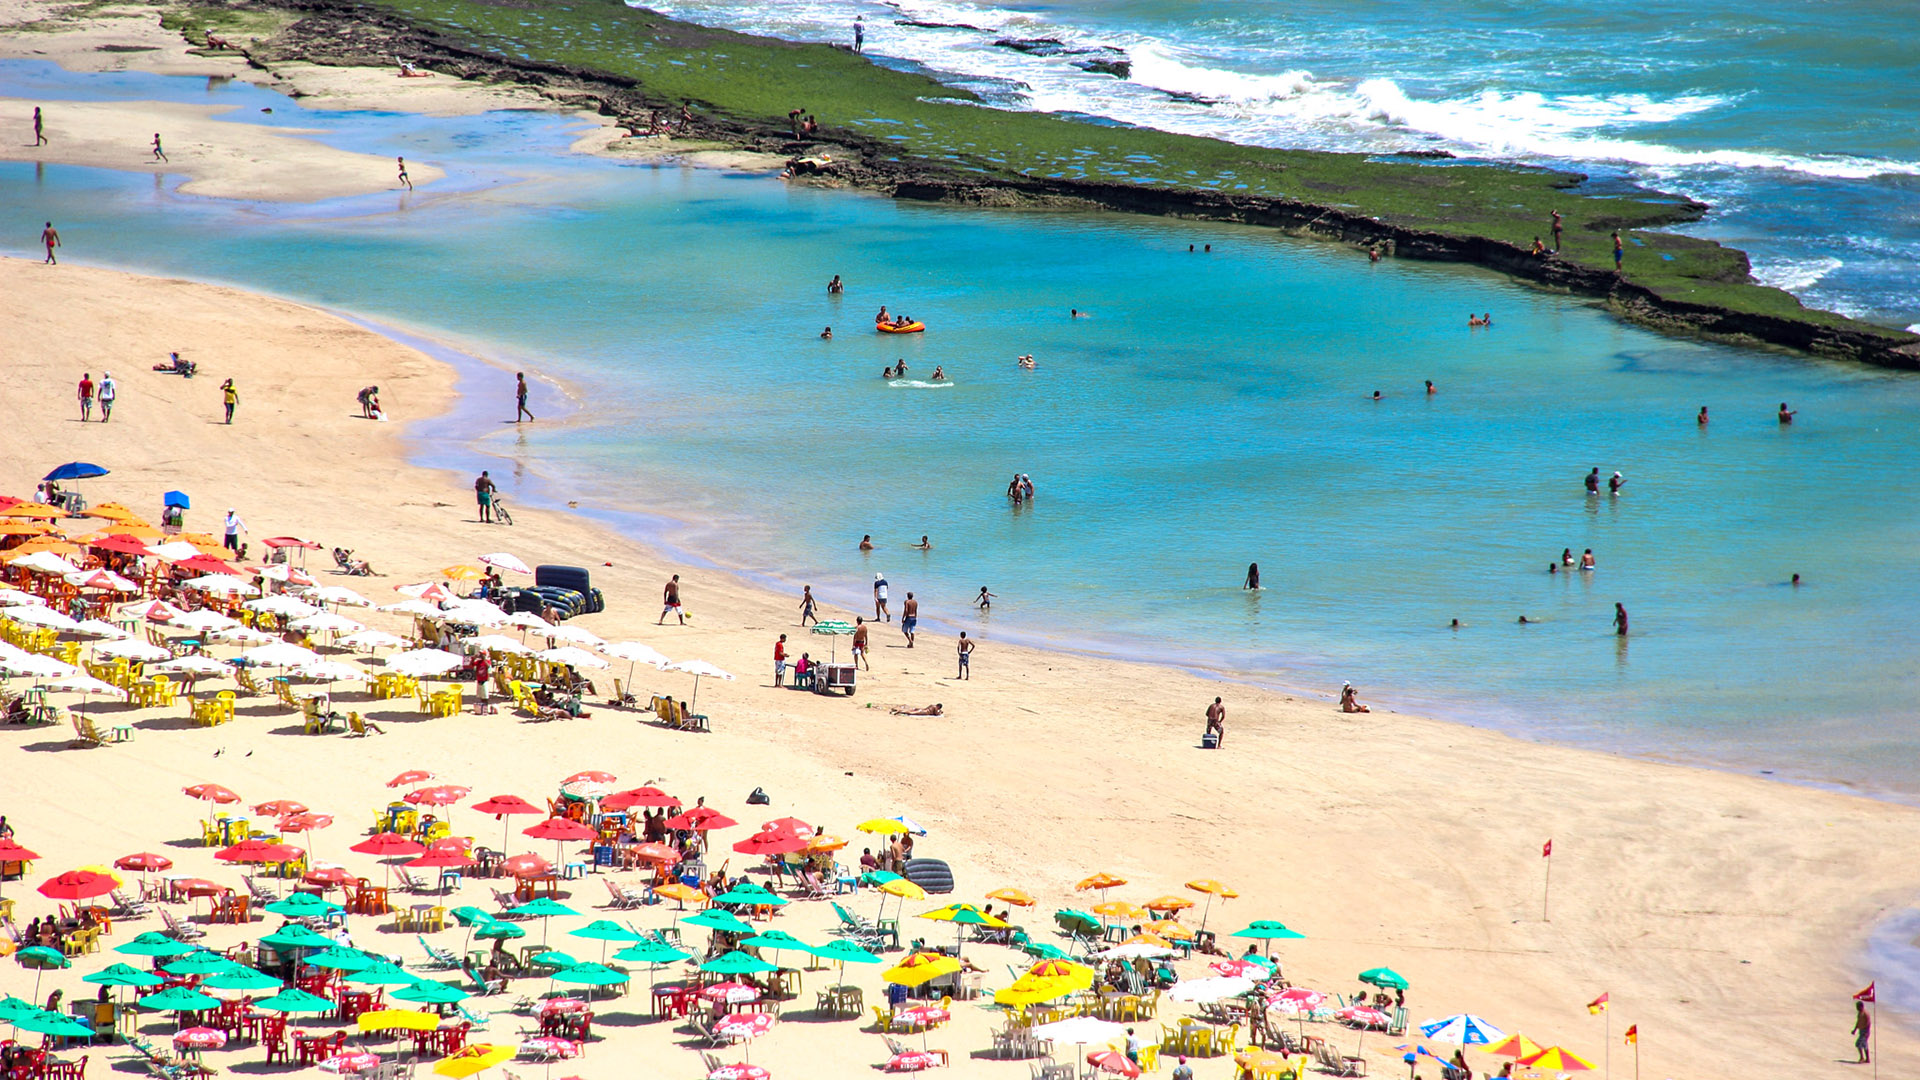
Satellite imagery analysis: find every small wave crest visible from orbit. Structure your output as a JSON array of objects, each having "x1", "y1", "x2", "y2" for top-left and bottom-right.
[
  {"x1": 1749, "y1": 255, "x2": 1844, "y2": 294},
  {"x1": 888, "y1": 379, "x2": 956, "y2": 389}
]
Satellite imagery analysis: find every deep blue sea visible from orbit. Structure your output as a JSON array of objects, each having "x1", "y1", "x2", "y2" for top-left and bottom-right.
[
  {"x1": 2, "y1": 55, "x2": 1918, "y2": 802},
  {"x1": 644, "y1": 0, "x2": 1920, "y2": 330}
]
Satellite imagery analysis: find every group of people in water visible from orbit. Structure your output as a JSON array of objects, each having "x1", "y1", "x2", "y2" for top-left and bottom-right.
[
  {"x1": 874, "y1": 305, "x2": 920, "y2": 329},
  {"x1": 1006, "y1": 473, "x2": 1035, "y2": 505},
  {"x1": 881, "y1": 360, "x2": 945, "y2": 381}
]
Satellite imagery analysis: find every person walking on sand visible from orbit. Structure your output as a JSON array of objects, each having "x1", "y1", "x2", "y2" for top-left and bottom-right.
[
  {"x1": 33, "y1": 106, "x2": 46, "y2": 147},
  {"x1": 798, "y1": 585, "x2": 818, "y2": 627},
  {"x1": 873, "y1": 572, "x2": 890, "y2": 622},
  {"x1": 41, "y1": 221, "x2": 59, "y2": 265},
  {"x1": 397, "y1": 156, "x2": 412, "y2": 191},
  {"x1": 1614, "y1": 602, "x2": 1629, "y2": 637},
  {"x1": 221, "y1": 378, "x2": 238, "y2": 424},
  {"x1": 1205, "y1": 697, "x2": 1226, "y2": 746},
  {"x1": 901, "y1": 592, "x2": 918, "y2": 648},
  {"x1": 956, "y1": 632, "x2": 973, "y2": 680},
  {"x1": 151, "y1": 133, "x2": 166, "y2": 162},
  {"x1": 474, "y1": 470, "x2": 497, "y2": 523},
  {"x1": 1854, "y1": 997, "x2": 1871, "y2": 1063},
  {"x1": 515, "y1": 372, "x2": 535, "y2": 422},
  {"x1": 659, "y1": 574, "x2": 685, "y2": 625},
  {"x1": 1550, "y1": 209, "x2": 1562, "y2": 251},
  {"x1": 77, "y1": 372, "x2": 94, "y2": 421},
  {"x1": 223, "y1": 508, "x2": 247, "y2": 554},
  {"x1": 98, "y1": 372, "x2": 116, "y2": 422},
  {"x1": 851, "y1": 617, "x2": 869, "y2": 670},
  {"x1": 773, "y1": 633, "x2": 788, "y2": 687}
]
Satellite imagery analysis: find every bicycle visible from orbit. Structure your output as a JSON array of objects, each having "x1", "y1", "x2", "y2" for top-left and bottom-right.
[{"x1": 490, "y1": 496, "x2": 513, "y2": 526}]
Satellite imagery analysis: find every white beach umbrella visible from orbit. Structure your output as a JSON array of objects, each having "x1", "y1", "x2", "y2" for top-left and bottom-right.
[
  {"x1": 6, "y1": 606, "x2": 79, "y2": 631},
  {"x1": 377, "y1": 599, "x2": 444, "y2": 618},
  {"x1": 65, "y1": 569, "x2": 138, "y2": 592},
  {"x1": 94, "y1": 638, "x2": 173, "y2": 663},
  {"x1": 68, "y1": 619, "x2": 130, "y2": 640},
  {"x1": 169, "y1": 610, "x2": 241, "y2": 633},
  {"x1": 11, "y1": 552, "x2": 81, "y2": 575},
  {"x1": 462, "y1": 634, "x2": 531, "y2": 656},
  {"x1": 290, "y1": 612, "x2": 365, "y2": 635},
  {"x1": 245, "y1": 595, "x2": 320, "y2": 618},
  {"x1": 258, "y1": 563, "x2": 316, "y2": 586},
  {"x1": 663, "y1": 659, "x2": 733, "y2": 711},
  {"x1": 289, "y1": 660, "x2": 369, "y2": 683},
  {"x1": 145, "y1": 541, "x2": 202, "y2": 562},
  {"x1": 148, "y1": 656, "x2": 236, "y2": 678},
  {"x1": 183, "y1": 574, "x2": 259, "y2": 597},
  {"x1": 542, "y1": 623, "x2": 605, "y2": 648},
  {"x1": 477, "y1": 552, "x2": 532, "y2": 575},
  {"x1": 308, "y1": 585, "x2": 372, "y2": 608},
  {"x1": 394, "y1": 582, "x2": 454, "y2": 601},
  {"x1": 0, "y1": 652, "x2": 77, "y2": 679},
  {"x1": 1096, "y1": 942, "x2": 1175, "y2": 960},
  {"x1": 536, "y1": 646, "x2": 607, "y2": 670},
  {"x1": 242, "y1": 642, "x2": 321, "y2": 668},
  {"x1": 0, "y1": 591, "x2": 48, "y2": 608},
  {"x1": 386, "y1": 648, "x2": 464, "y2": 677},
  {"x1": 600, "y1": 641, "x2": 670, "y2": 695},
  {"x1": 208, "y1": 626, "x2": 278, "y2": 647},
  {"x1": 501, "y1": 611, "x2": 552, "y2": 632},
  {"x1": 339, "y1": 630, "x2": 406, "y2": 652},
  {"x1": 1167, "y1": 976, "x2": 1257, "y2": 1003},
  {"x1": 120, "y1": 599, "x2": 182, "y2": 621},
  {"x1": 41, "y1": 673, "x2": 126, "y2": 699}
]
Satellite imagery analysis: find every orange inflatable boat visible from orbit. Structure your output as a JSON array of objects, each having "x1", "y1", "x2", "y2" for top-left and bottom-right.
[{"x1": 876, "y1": 321, "x2": 926, "y2": 334}]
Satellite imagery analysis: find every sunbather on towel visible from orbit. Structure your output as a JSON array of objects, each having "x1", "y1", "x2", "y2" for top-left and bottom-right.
[{"x1": 888, "y1": 703, "x2": 943, "y2": 716}]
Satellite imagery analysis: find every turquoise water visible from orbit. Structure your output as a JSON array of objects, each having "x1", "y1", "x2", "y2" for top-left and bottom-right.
[
  {"x1": 5, "y1": 63, "x2": 1920, "y2": 798},
  {"x1": 647, "y1": 0, "x2": 1920, "y2": 328}
]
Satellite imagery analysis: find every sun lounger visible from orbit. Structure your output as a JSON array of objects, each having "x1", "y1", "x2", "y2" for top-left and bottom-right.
[
  {"x1": 462, "y1": 962, "x2": 506, "y2": 996},
  {"x1": 159, "y1": 910, "x2": 204, "y2": 941},
  {"x1": 830, "y1": 901, "x2": 887, "y2": 950},
  {"x1": 601, "y1": 879, "x2": 640, "y2": 909},
  {"x1": 415, "y1": 936, "x2": 461, "y2": 970}
]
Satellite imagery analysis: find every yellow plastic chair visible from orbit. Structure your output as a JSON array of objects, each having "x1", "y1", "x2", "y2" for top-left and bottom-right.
[{"x1": 151, "y1": 675, "x2": 176, "y2": 707}]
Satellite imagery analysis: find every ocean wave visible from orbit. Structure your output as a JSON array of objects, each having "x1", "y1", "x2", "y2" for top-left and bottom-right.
[
  {"x1": 1748, "y1": 255, "x2": 1843, "y2": 294},
  {"x1": 887, "y1": 379, "x2": 956, "y2": 388}
]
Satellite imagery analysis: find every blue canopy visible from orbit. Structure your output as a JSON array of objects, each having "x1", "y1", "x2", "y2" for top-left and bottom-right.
[
  {"x1": 44, "y1": 462, "x2": 109, "y2": 481},
  {"x1": 163, "y1": 490, "x2": 191, "y2": 509}
]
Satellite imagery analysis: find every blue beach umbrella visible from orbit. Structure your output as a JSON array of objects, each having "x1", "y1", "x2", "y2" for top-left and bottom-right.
[
  {"x1": 1420, "y1": 1014, "x2": 1506, "y2": 1046},
  {"x1": 44, "y1": 462, "x2": 109, "y2": 481}
]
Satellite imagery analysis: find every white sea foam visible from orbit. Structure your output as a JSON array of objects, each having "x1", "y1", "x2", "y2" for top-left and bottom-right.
[
  {"x1": 888, "y1": 379, "x2": 956, "y2": 388},
  {"x1": 1748, "y1": 255, "x2": 1843, "y2": 294}
]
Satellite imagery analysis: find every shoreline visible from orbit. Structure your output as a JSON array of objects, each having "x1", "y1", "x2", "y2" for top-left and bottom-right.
[{"x1": 2, "y1": 251, "x2": 1918, "y2": 1078}]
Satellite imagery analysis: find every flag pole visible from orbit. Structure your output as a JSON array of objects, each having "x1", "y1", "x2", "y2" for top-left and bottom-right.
[
  {"x1": 1605, "y1": 1007, "x2": 1612, "y2": 1080},
  {"x1": 1543, "y1": 842, "x2": 1553, "y2": 922},
  {"x1": 1634, "y1": 1032, "x2": 1640, "y2": 1080}
]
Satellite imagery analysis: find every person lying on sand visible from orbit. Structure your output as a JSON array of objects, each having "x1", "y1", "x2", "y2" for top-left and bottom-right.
[
  {"x1": 1339, "y1": 682, "x2": 1371, "y2": 713},
  {"x1": 889, "y1": 704, "x2": 943, "y2": 716}
]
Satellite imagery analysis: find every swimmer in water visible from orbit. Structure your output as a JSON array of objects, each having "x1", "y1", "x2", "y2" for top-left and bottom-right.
[
  {"x1": 974, "y1": 586, "x2": 996, "y2": 612},
  {"x1": 1425, "y1": 380, "x2": 1436, "y2": 394},
  {"x1": 1017, "y1": 354, "x2": 1036, "y2": 369},
  {"x1": 883, "y1": 365, "x2": 895, "y2": 379},
  {"x1": 1372, "y1": 390, "x2": 1383, "y2": 401},
  {"x1": 895, "y1": 360, "x2": 908, "y2": 377},
  {"x1": 1792, "y1": 572, "x2": 1801, "y2": 586},
  {"x1": 1469, "y1": 314, "x2": 1482, "y2": 327},
  {"x1": 875, "y1": 305, "x2": 888, "y2": 324},
  {"x1": 859, "y1": 534, "x2": 874, "y2": 551},
  {"x1": 1609, "y1": 471, "x2": 1624, "y2": 496},
  {"x1": 1518, "y1": 615, "x2": 1532, "y2": 625},
  {"x1": 821, "y1": 326, "x2": 833, "y2": 339},
  {"x1": 930, "y1": 366, "x2": 945, "y2": 381},
  {"x1": 1779, "y1": 401, "x2": 1796, "y2": 424},
  {"x1": 1548, "y1": 562, "x2": 1558, "y2": 575},
  {"x1": 1562, "y1": 548, "x2": 1575, "y2": 567},
  {"x1": 1580, "y1": 548, "x2": 1595, "y2": 571},
  {"x1": 911, "y1": 535, "x2": 931, "y2": 550},
  {"x1": 1585, "y1": 467, "x2": 1601, "y2": 495},
  {"x1": 1070, "y1": 308, "x2": 1088, "y2": 318},
  {"x1": 828, "y1": 274, "x2": 843, "y2": 294},
  {"x1": 1697, "y1": 405, "x2": 1709, "y2": 425},
  {"x1": 1449, "y1": 618, "x2": 1460, "y2": 629}
]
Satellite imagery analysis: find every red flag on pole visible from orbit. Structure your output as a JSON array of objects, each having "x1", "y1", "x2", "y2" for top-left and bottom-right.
[
  {"x1": 1587, "y1": 992, "x2": 1610, "y2": 1014},
  {"x1": 1623, "y1": 1024, "x2": 1638, "y2": 1044},
  {"x1": 1542, "y1": 839, "x2": 1552, "y2": 858},
  {"x1": 1855, "y1": 982, "x2": 1876, "y2": 1002}
]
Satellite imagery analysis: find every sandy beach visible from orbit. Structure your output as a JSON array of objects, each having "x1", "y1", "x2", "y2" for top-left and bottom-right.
[
  {"x1": 1, "y1": 250, "x2": 1916, "y2": 1080},
  {"x1": 1, "y1": 7, "x2": 1918, "y2": 1077}
]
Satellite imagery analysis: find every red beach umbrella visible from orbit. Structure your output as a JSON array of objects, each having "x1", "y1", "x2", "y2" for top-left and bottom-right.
[
  {"x1": 388, "y1": 770, "x2": 435, "y2": 788},
  {"x1": 628, "y1": 842, "x2": 680, "y2": 866},
  {"x1": 407, "y1": 850, "x2": 474, "y2": 870},
  {"x1": 759, "y1": 817, "x2": 814, "y2": 838},
  {"x1": 216, "y1": 839, "x2": 304, "y2": 864},
  {"x1": 665, "y1": 807, "x2": 737, "y2": 832},
  {"x1": 602, "y1": 787, "x2": 681, "y2": 811},
  {"x1": 562, "y1": 771, "x2": 617, "y2": 785},
  {"x1": 90, "y1": 534, "x2": 154, "y2": 556},
  {"x1": 349, "y1": 833, "x2": 424, "y2": 857},
  {"x1": 1087, "y1": 1049, "x2": 1142, "y2": 1078},
  {"x1": 278, "y1": 813, "x2": 333, "y2": 834},
  {"x1": 473, "y1": 795, "x2": 543, "y2": 851},
  {"x1": 0, "y1": 838, "x2": 43, "y2": 863},
  {"x1": 405, "y1": 785, "x2": 471, "y2": 807},
  {"x1": 732, "y1": 827, "x2": 808, "y2": 856},
  {"x1": 523, "y1": 819, "x2": 596, "y2": 842},
  {"x1": 707, "y1": 1066, "x2": 769, "y2": 1080},
  {"x1": 501, "y1": 853, "x2": 552, "y2": 879},
  {"x1": 253, "y1": 799, "x2": 308, "y2": 818},
  {"x1": 114, "y1": 852, "x2": 171, "y2": 873},
  {"x1": 303, "y1": 866, "x2": 353, "y2": 889},
  {"x1": 183, "y1": 783, "x2": 242, "y2": 804},
  {"x1": 38, "y1": 870, "x2": 118, "y2": 900},
  {"x1": 177, "y1": 555, "x2": 242, "y2": 576}
]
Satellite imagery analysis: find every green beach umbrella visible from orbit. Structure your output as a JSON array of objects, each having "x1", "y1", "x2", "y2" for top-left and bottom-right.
[
  {"x1": 700, "y1": 950, "x2": 777, "y2": 975},
  {"x1": 84, "y1": 962, "x2": 166, "y2": 989},
  {"x1": 859, "y1": 870, "x2": 903, "y2": 887},
  {"x1": 116, "y1": 932, "x2": 198, "y2": 957},
  {"x1": 162, "y1": 951, "x2": 240, "y2": 977},
  {"x1": 391, "y1": 982, "x2": 469, "y2": 1006},
  {"x1": 15, "y1": 945, "x2": 69, "y2": 969},
  {"x1": 473, "y1": 920, "x2": 526, "y2": 941},
  {"x1": 529, "y1": 951, "x2": 578, "y2": 970},
  {"x1": 509, "y1": 897, "x2": 578, "y2": 946},
  {"x1": 610, "y1": 940, "x2": 692, "y2": 988},
  {"x1": 449, "y1": 906, "x2": 493, "y2": 927},
  {"x1": 713, "y1": 882, "x2": 787, "y2": 907},
  {"x1": 264, "y1": 893, "x2": 342, "y2": 918},
  {"x1": 138, "y1": 984, "x2": 222, "y2": 1027},
  {"x1": 304, "y1": 946, "x2": 377, "y2": 971},
  {"x1": 550, "y1": 963, "x2": 628, "y2": 999},
  {"x1": 810, "y1": 937, "x2": 882, "y2": 990},
  {"x1": 13, "y1": 1010, "x2": 95, "y2": 1039},
  {"x1": 1232, "y1": 919, "x2": 1306, "y2": 957},
  {"x1": 1358, "y1": 967, "x2": 1409, "y2": 991},
  {"x1": 0, "y1": 996, "x2": 38, "y2": 1022},
  {"x1": 684, "y1": 909, "x2": 754, "y2": 935},
  {"x1": 743, "y1": 929, "x2": 811, "y2": 968},
  {"x1": 345, "y1": 961, "x2": 422, "y2": 987},
  {"x1": 202, "y1": 966, "x2": 285, "y2": 992},
  {"x1": 568, "y1": 919, "x2": 645, "y2": 963},
  {"x1": 252, "y1": 988, "x2": 336, "y2": 1014},
  {"x1": 260, "y1": 924, "x2": 337, "y2": 950},
  {"x1": 1022, "y1": 941, "x2": 1070, "y2": 961}
]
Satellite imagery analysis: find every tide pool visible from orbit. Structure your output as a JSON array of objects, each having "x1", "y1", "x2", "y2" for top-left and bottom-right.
[{"x1": 5, "y1": 64, "x2": 1919, "y2": 798}]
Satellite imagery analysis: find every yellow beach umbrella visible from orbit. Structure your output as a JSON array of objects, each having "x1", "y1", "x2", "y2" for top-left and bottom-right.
[
  {"x1": 918, "y1": 903, "x2": 1008, "y2": 929},
  {"x1": 84, "y1": 503, "x2": 147, "y2": 526},
  {"x1": 1143, "y1": 895, "x2": 1194, "y2": 914},
  {"x1": 1118, "y1": 933, "x2": 1172, "y2": 949},
  {"x1": 878, "y1": 877, "x2": 926, "y2": 901},
  {"x1": 993, "y1": 957, "x2": 1095, "y2": 1006},
  {"x1": 357, "y1": 1009, "x2": 439, "y2": 1033},
  {"x1": 1482, "y1": 1033, "x2": 1546, "y2": 1060},
  {"x1": 434, "y1": 1044, "x2": 516, "y2": 1078},
  {"x1": 654, "y1": 883, "x2": 707, "y2": 907},
  {"x1": 1517, "y1": 1046, "x2": 1597, "y2": 1072},
  {"x1": 986, "y1": 887, "x2": 1034, "y2": 908},
  {"x1": 441, "y1": 565, "x2": 486, "y2": 581},
  {"x1": 1185, "y1": 878, "x2": 1239, "y2": 933},
  {"x1": 1145, "y1": 920, "x2": 1194, "y2": 941},
  {"x1": 1091, "y1": 901, "x2": 1148, "y2": 922},
  {"x1": 0, "y1": 522, "x2": 50, "y2": 537},
  {"x1": 1075, "y1": 872, "x2": 1126, "y2": 893},
  {"x1": 856, "y1": 818, "x2": 912, "y2": 835},
  {"x1": 882, "y1": 952, "x2": 961, "y2": 987},
  {"x1": 994, "y1": 976, "x2": 1071, "y2": 1007}
]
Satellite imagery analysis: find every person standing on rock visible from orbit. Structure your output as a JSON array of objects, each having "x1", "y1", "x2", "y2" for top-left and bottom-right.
[
  {"x1": 1612, "y1": 230, "x2": 1624, "y2": 271},
  {"x1": 854, "y1": 16, "x2": 864, "y2": 52},
  {"x1": 1550, "y1": 209, "x2": 1562, "y2": 251}
]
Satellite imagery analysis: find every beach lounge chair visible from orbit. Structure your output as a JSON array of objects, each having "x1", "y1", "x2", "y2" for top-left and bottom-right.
[
  {"x1": 414, "y1": 936, "x2": 461, "y2": 970},
  {"x1": 68, "y1": 713, "x2": 104, "y2": 748},
  {"x1": 600, "y1": 879, "x2": 640, "y2": 910},
  {"x1": 110, "y1": 889, "x2": 152, "y2": 918},
  {"x1": 886, "y1": 1035, "x2": 949, "y2": 1067},
  {"x1": 462, "y1": 962, "x2": 506, "y2": 996},
  {"x1": 233, "y1": 667, "x2": 262, "y2": 695},
  {"x1": 831, "y1": 902, "x2": 887, "y2": 950},
  {"x1": 159, "y1": 909, "x2": 205, "y2": 941},
  {"x1": 244, "y1": 876, "x2": 277, "y2": 903},
  {"x1": 397, "y1": 868, "x2": 429, "y2": 894},
  {"x1": 490, "y1": 889, "x2": 531, "y2": 917},
  {"x1": 792, "y1": 870, "x2": 830, "y2": 901}
]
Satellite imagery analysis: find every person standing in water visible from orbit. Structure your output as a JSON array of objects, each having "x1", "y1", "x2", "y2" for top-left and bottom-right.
[
  {"x1": 33, "y1": 106, "x2": 46, "y2": 146},
  {"x1": 397, "y1": 156, "x2": 412, "y2": 191},
  {"x1": 515, "y1": 372, "x2": 535, "y2": 422},
  {"x1": 41, "y1": 221, "x2": 59, "y2": 264},
  {"x1": 1585, "y1": 467, "x2": 1601, "y2": 495},
  {"x1": 974, "y1": 586, "x2": 995, "y2": 613},
  {"x1": 1779, "y1": 401, "x2": 1796, "y2": 424},
  {"x1": 827, "y1": 274, "x2": 843, "y2": 293},
  {"x1": 1608, "y1": 471, "x2": 1625, "y2": 496},
  {"x1": 901, "y1": 592, "x2": 918, "y2": 648},
  {"x1": 1697, "y1": 405, "x2": 1709, "y2": 425},
  {"x1": 1613, "y1": 602, "x2": 1629, "y2": 637},
  {"x1": 151, "y1": 133, "x2": 166, "y2": 162},
  {"x1": 1243, "y1": 563, "x2": 1260, "y2": 590}
]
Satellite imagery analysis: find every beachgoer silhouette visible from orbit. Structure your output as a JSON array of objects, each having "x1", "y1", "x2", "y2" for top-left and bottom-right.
[
  {"x1": 33, "y1": 106, "x2": 46, "y2": 146},
  {"x1": 1244, "y1": 563, "x2": 1260, "y2": 590},
  {"x1": 152, "y1": 133, "x2": 166, "y2": 162},
  {"x1": 516, "y1": 372, "x2": 534, "y2": 422},
  {"x1": 41, "y1": 221, "x2": 59, "y2": 264},
  {"x1": 397, "y1": 156, "x2": 412, "y2": 191}
]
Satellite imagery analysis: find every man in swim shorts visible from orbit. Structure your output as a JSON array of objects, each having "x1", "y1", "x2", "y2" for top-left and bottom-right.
[
  {"x1": 852, "y1": 617, "x2": 869, "y2": 670},
  {"x1": 660, "y1": 574, "x2": 684, "y2": 625},
  {"x1": 475, "y1": 470, "x2": 496, "y2": 523},
  {"x1": 873, "y1": 573, "x2": 889, "y2": 622},
  {"x1": 956, "y1": 632, "x2": 973, "y2": 680},
  {"x1": 900, "y1": 592, "x2": 918, "y2": 648}
]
